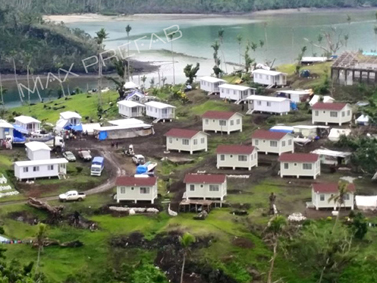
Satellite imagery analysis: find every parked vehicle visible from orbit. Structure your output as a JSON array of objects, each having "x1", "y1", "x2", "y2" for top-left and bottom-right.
[
  {"x1": 59, "y1": 190, "x2": 86, "y2": 202},
  {"x1": 78, "y1": 149, "x2": 92, "y2": 161},
  {"x1": 91, "y1": 156, "x2": 104, "y2": 176},
  {"x1": 45, "y1": 136, "x2": 65, "y2": 152},
  {"x1": 63, "y1": 151, "x2": 76, "y2": 162},
  {"x1": 132, "y1": 154, "x2": 145, "y2": 165}
]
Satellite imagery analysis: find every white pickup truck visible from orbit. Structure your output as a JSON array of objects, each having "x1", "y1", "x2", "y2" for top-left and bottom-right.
[{"x1": 59, "y1": 190, "x2": 86, "y2": 202}]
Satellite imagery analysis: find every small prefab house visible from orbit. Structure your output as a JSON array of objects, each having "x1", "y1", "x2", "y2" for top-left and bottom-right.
[
  {"x1": 246, "y1": 95, "x2": 291, "y2": 115},
  {"x1": 14, "y1": 115, "x2": 41, "y2": 133},
  {"x1": 312, "y1": 102, "x2": 352, "y2": 125},
  {"x1": 251, "y1": 130, "x2": 294, "y2": 155},
  {"x1": 14, "y1": 158, "x2": 68, "y2": 181},
  {"x1": 0, "y1": 120, "x2": 14, "y2": 140},
  {"x1": 199, "y1": 76, "x2": 226, "y2": 93},
  {"x1": 145, "y1": 101, "x2": 176, "y2": 122},
  {"x1": 115, "y1": 176, "x2": 158, "y2": 204},
  {"x1": 117, "y1": 100, "x2": 145, "y2": 118},
  {"x1": 311, "y1": 183, "x2": 355, "y2": 210},
  {"x1": 279, "y1": 153, "x2": 320, "y2": 179},
  {"x1": 165, "y1": 128, "x2": 208, "y2": 154},
  {"x1": 25, "y1": 141, "x2": 51, "y2": 161},
  {"x1": 184, "y1": 174, "x2": 227, "y2": 202},
  {"x1": 219, "y1": 84, "x2": 255, "y2": 101},
  {"x1": 56, "y1": 111, "x2": 82, "y2": 132},
  {"x1": 216, "y1": 145, "x2": 258, "y2": 170},
  {"x1": 202, "y1": 111, "x2": 243, "y2": 134},
  {"x1": 252, "y1": 69, "x2": 287, "y2": 86},
  {"x1": 276, "y1": 90, "x2": 311, "y2": 103}
]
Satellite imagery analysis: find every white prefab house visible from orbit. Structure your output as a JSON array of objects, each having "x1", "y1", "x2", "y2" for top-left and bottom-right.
[
  {"x1": 245, "y1": 95, "x2": 291, "y2": 115},
  {"x1": 0, "y1": 120, "x2": 14, "y2": 140},
  {"x1": 219, "y1": 84, "x2": 255, "y2": 101},
  {"x1": 312, "y1": 102, "x2": 352, "y2": 125},
  {"x1": 199, "y1": 76, "x2": 226, "y2": 93},
  {"x1": 115, "y1": 176, "x2": 158, "y2": 204},
  {"x1": 165, "y1": 128, "x2": 208, "y2": 154},
  {"x1": 202, "y1": 111, "x2": 243, "y2": 134},
  {"x1": 14, "y1": 158, "x2": 68, "y2": 181},
  {"x1": 216, "y1": 145, "x2": 258, "y2": 170},
  {"x1": 184, "y1": 174, "x2": 227, "y2": 202},
  {"x1": 279, "y1": 153, "x2": 320, "y2": 179},
  {"x1": 252, "y1": 69, "x2": 287, "y2": 86},
  {"x1": 59, "y1": 111, "x2": 82, "y2": 125},
  {"x1": 117, "y1": 100, "x2": 145, "y2": 118},
  {"x1": 145, "y1": 101, "x2": 176, "y2": 122},
  {"x1": 14, "y1": 115, "x2": 41, "y2": 133},
  {"x1": 251, "y1": 130, "x2": 294, "y2": 155},
  {"x1": 311, "y1": 183, "x2": 355, "y2": 210},
  {"x1": 25, "y1": 142, "x2": 51, "y2": 161}
]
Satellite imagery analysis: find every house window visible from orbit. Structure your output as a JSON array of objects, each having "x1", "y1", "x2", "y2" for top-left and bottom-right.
[
  {"x1": 288, "y1": 140, "x2": 292, "y2": 146},
  {"x1": 193, "y1": 139, "x2": 198, "y2": 145},
  {"x1": 120, "y1": 187, "x2": 126, "y2": 194},
  {"x1": 140, "y1": 187, "x2": 150, "y2": 194},
  {"x1": 330, "y1": 111, "x2": 338, "y2": 117},
  {"x1": 23, "y1": 167, "x2": 28, "y2": 173},
  {"x1": 344, "y1": 194, "x2": 350, "y2": 200},
  {"x1": 342, "y1": 111, "x2": 345, "y2": 117},
  {"x1": 236, "y1": 119, "x2": 240, "y2": 125},
  {"x1": 219, "y1": 120, "x2": 226, "y2": 126},
  {"x1": 257, "y1": 101, "x2": 262, "y2": 106},
  {"x1": 48, "y1": 165, "x2": 54, "y2": 171},
  {"x1": 270, "y1": 141, "x2": 277, "y2": 147},
  {"x1": 169, "y1": 137, "x2": 172, "y2": 143},
  {"x1": 220, "y1": 154, "x2": 225, "y2": 161},
  {"x1": 209, "y1": 185, "x2": 219, "y2": 191},
  {"x1": 201, "y1": 138, "x2": 205, "y2": 144},
  {"x1": 320, "y1": 194, "x2": 325, "y2": 201},
  {"x1": 347, "y1": 110, "x2": 350, "y2": 116},
  {"x1": 282, "y1": 141, "x2": 286, "y2": 147},
  {"x1": 190, "y1": 184, "x2": 195, "y2": 191},
  {"x1": 230, "y1": 120, "x2": 234, "y2": 126},
  {"x1": 315, "y1": 110, "x2": 319, "y2": 116},
  {"x1": 284, "y1": 163, "x2": 289, "y2": 169},
  {"x1": 254, "y1": 139, "x2": 259, "y2": 146},
  {"x1": 182, "y1": 139, "x2": 189, "y2": 145},
  {"x1": 33, "y1": 166, "x2": 39, "y2": 172},
  {"x1": 267, "y1": 102, "x2": 271, "y2": 107},
  {"x1": 233, "y1": 90, "x2": 236, "y2": 94},
  {"x1": 303, "y1": 163, "x2": 312, "y2": 170},
  {"x1": 238, "y1": 155, "x2": 247, "y2": 161},
  {"x1": 205, "y1": 119, "x2": 209, "y2": 124}
]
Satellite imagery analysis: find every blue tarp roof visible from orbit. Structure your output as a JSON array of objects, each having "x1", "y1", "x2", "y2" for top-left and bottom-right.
[
  {"x1": 13, "y1": 124, "x2": 28, "y2": 134},
  {"x1": 64, "y1": 124, "x2": 83, "y2": 132},
  {"x1": 92, "y1": 157, "x2": 104, "y2": 164},
  {"x1": 136, "y1": 165, "x2": 147, "y2": 174}
]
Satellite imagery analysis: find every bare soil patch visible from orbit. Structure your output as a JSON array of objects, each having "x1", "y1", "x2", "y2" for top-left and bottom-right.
[{"x1": 232, "y1": 236, "x2": 254, "y2": 249}]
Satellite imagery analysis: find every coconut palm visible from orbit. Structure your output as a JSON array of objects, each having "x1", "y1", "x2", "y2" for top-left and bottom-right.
[
  {"x1": 236, "y1": 34, "x2": 242, "y2": 65},
  {"x1": 180, "y1": 233, "x2": 195, "y2": 283},
  {"x1": 328, "y1": 181, "x2": 350, "y2": 231},
  {"x1": 169, "y1": 32, "x2": 176, "y2": 85},
  {"x1": 266, "y1": 215, "x2": 286, "y2": 283},
  {"x1": 374, "y1": 26, "x2": 377, "y2": 50},
  {"x1": 125, "y1": 24, "x2": 132, "y2": 81},
  {"x1": 35, "y1": 223, "x2": 47, "y2": 272},
  {"x1": 95, "y1": 28, "x2": 108, "y2": 106},
  {"x1": 218, "y1": 28, "x2": 227, "y2": 73}
]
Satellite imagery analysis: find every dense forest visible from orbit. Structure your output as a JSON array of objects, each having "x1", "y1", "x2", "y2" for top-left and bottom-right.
[
  {"x1": 0, "y1": 6, "x2": 98, "y2": 75},
  {"x1": 0, "y1": 0, "x2": 376, "y2": 14}
]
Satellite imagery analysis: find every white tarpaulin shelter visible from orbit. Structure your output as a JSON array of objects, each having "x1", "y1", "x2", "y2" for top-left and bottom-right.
[
  {"x1": 355, "y1": 196, "x2": 377, "y2": 210},
  {"x1": 82, "y1": 123, "x2": 101, "y2": 135},
  {"x1": 311, "y1": 148, "x2": 352, "y2": 165},
  {"x1": 356, "y1": 115, "x2": 369, "y2": 125},
  {"x1": 328, "y1": 128, "x2": 351, "y2": 142},
  {"x1": 124, "y1": 82, "x2": 139, "y2": 89},
  {"x1": 309, "y1": 95, "x2": 335, "y2": 106}
]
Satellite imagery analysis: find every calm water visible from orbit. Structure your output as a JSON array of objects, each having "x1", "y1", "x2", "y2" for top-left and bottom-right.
[{"x1": 4, "y1": 9, "x2": 377, "y2": 107}]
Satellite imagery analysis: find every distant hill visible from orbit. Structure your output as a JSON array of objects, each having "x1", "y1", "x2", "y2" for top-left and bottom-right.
[{"x1": 1, "y1": 0, "x2": 376, "y2": 14}]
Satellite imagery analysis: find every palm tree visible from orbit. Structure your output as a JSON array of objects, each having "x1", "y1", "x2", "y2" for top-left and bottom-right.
[
  {"x1": 374, "y1": 26, "x2": 377, "y2": 50},
  {"x1": 266, "y1": 216, "x2": 286, "y2": 283},
  {"x1": 168, "y1": 32, "x2": 176, "y2": 85},
  {"x1": 95, "y1": 28, "x2": 108, "y2": 106},
  {"x1": 180, "y1": 233, "x2": 195, "y2": 283},
  {"x1": 346, "y1": 14, "x2": 351, "y2": 25},
  {"x1": 328, "y1": 181, "x2": 350, "y2": 231},
  {"x1": 125, "y1": 24, "x2": 132, "y2": 82},
  {"x1": 35, "y1": 223, "x2": 47, "y2": 273},
  {"x1": 0, "y1": 73, "x2": 6, "y2": 114},
  {"x1": 263, "y1": 22, "x2": 268, "y2": 47},
  {"x1": 236, "y1": 34, "x2": 242, "y2": 65},
  {"x1": 218, "y1": 29, "x2": 227, "y2": 73},
  {"x1": 344, "y1": 34, "x2": 349, "y2": 48},
  {"x1": 141, "y1": 75, "x2": 147, "y2": 90}
]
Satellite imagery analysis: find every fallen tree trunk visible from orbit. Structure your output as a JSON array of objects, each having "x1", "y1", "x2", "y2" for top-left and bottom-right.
[
  {"x1": 27, "y1": 197, "x2": 64, "y2": 223},
  {"x1": 32, "y1": 239, "x2": 84, "y2": 248}
]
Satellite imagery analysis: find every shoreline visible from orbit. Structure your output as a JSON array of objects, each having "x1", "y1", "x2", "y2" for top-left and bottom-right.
[{"x1": 44, "y1": 7, "x2": 376, "y2": 23}]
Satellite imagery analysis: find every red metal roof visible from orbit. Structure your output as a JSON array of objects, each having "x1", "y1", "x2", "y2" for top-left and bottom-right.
[
  {"x1": 115, "y1": 176, "x2": 157, "y2": 187},
  {"x1": 311, "y1": 102, "x2": 347, "y2": 111},
  {"x1": 202, "y1": 111, "x2": 239, "y2": 120},
  {"x1": 278, "y1": 153, "x2": 319, "y2": 163},
  {"x1": 251, "y1": 129, "x2": 287, "y2": 140},
  {"x1": 216, "y1": 145, "x2": 255, "y2": 154},
  {"x1": 312, "y1": 183, "x2": 355, "y2": 193},
  {"x1": 164, "y1": 128, "x2": 201, "y2": 138},
  {"x1": 184, "y1": 174, "x2": 226, "y2": 184}
]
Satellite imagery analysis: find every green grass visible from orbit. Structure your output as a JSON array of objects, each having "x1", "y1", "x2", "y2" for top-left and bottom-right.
[{"x1": 190, "y1": 100, "x2": 232, "y2": 115}]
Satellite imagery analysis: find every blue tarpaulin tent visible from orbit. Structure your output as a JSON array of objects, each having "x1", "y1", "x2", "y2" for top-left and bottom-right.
[
  {"x1": 98, "y1": 131, "x2": 108, "y2": 141},
  {"x1": 136, "y1": 165, "x2": 147, "y2": 175},
  {"x1": 64, "y1": 124, "x2": 83, "y2": 132},
  {"x1": 13, "y1": 124, "x2": 28, "y2": 135}
]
